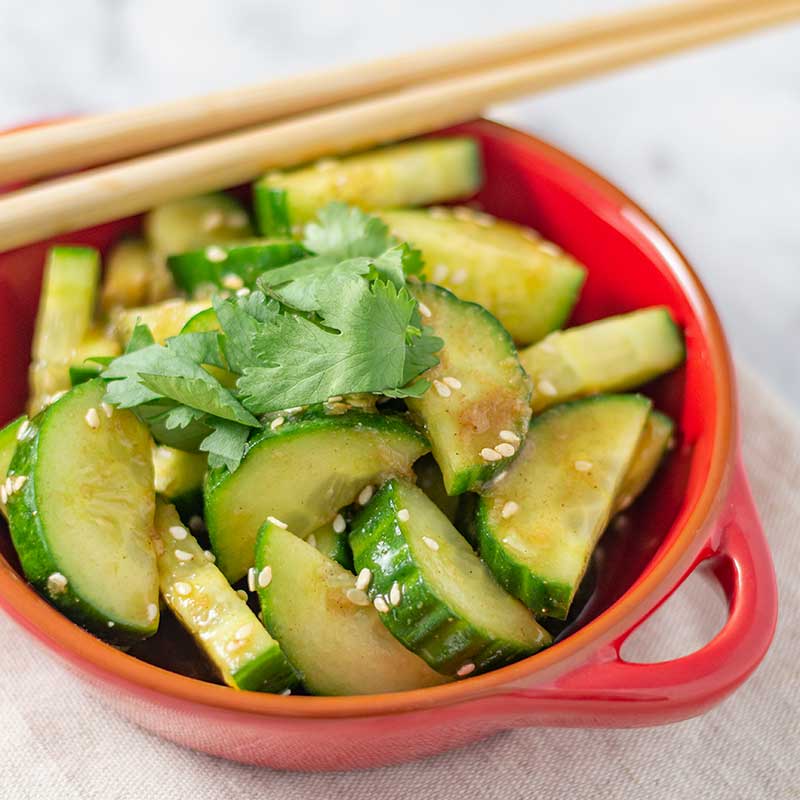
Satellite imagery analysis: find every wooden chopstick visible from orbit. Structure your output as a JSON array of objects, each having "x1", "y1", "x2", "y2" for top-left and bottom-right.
[
  {"x1": 0, "y1": 0, "x2": 797, "y2": 253},
  {"x1": 0, "y1": 0, "x2": 785, "y2": 184}
]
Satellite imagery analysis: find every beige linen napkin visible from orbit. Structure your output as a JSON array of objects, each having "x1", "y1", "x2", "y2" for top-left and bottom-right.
[{"x1": 1, "y1": 361, "x2": 796, "y2": 799}]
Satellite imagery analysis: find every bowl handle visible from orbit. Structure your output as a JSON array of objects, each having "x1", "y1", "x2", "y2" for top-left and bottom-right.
[{"x1": 506, "y1": 457, "x2": 777, "y2": 727}]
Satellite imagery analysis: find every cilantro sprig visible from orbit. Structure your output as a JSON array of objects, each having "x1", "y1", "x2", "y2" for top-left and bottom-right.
[{"x1": 101, "y1": 203, "x2": 442, "y2": 471}]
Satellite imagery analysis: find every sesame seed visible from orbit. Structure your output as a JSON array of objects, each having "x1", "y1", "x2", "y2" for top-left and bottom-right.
[
  {"x1": 397, "y1": 508, "x2": 410, "y2": 523},
  {"x1": 522, "y1": 228, "x2": 541, "y2": 242},
  {"x1": 418, "y1": 302, "x2": 432, "y2": 319},
  {"x1": 306, "y1": 534, "x2": 317, "y2": 548},
  {"x1": 3, "y1": 477, "x2": 12, "y2": 497},
  {"x1": 422, "y1": 536, "x2": 440, "y2": 552},
  {"x1": 16, "y1": 420, "x2": 31, "y2": 441},
  {"x1": 492, "y1": 470, "x2": 508, "y2": 485},
  {"x1": 357, "y1": 485, "x2": 374, "y2": 506},
  {"x1": 107, "y1": 620, "x2": 115, "y2": 628},
  {"x1": 203, "y1": 550, "x2": 216, "y2": 563},
  {"x1": 280, "y1": 688, "x2": 292, "y2": 696},
  {"x1": 428, "y1": 206, "x2": 450, "y2": 220},
  {"x1": 10, "y1": 475, "x2": 27, "y2": 493},
  {"x1": 332, "y1": 513, "x2": 346, "y2": 534},
  {"x1": 226, "y1": 210, "x2": 249, "y2": 228},
  {"x1": 0, "y1": 486, "x2": 7, "y2": 504},
  {"x1": 202, "y1": 210, "x2": 224, "y2": 231},
  {"x1": 48, "y1": 390, "x2": 67, "y2": 405},
  {"x1": 175, "y1": 581, "x2": 192, "y2": 596},
  {"x1": 499, "y1": 430, "x2": 521, "y2": 444},
  {"x1": 501, "y1": 501, "x2": 520, "y2": 519},
  {"x1": 457, "y1": 662, "x2": 476, "y2": 677},
  {"x1": 235, "y1": 623, "x2": 254, "y2": 641},
  {"x1": 169, "y1": 525, "x2": 188, "y2": 540},
  {"x1": 47, "y1": 572, "x2": 68, "y2": 595},
  {"x1": 205, "y1": 245, "x2": 227, "y2": 263},
  {"x1": 235, "y1": 286, "x2": 251, "y2": 297},
  {"x1": 432, "y1": 264, "x2": 449, "y2": 283},
  {"x1": 539, "y1": 242, "x2": 562, "y2": 257},
  {"x1": 433, "y1": 380, "x2": 451, "y2": 398},
  {"x1": 174, "y1": 549, "x2": 193, "y2": 562},
  {"x1": 327, "y1": 395, "x2": 343, "y2": 403},
  {"x1": 389, "y1": 582, "x2": 402, "y2": 607},
  {"x1": 355, "y1": 568, "x2": 372, "y2": 591},
  {"x1": 189, "y1": 515, "x2": 205, "y2": 533},
  {"x1": 236, "y1": 589, "x2": 249, "y2": 602},
  {"x1": 473, "y1": 212, "x2": 495, "y2": 227},
  {"x1": 269, "y1": 416, "x2": 285, "y2": 431},
  {"x1": 254, "y1": 564, "x2": 272, "y2": 590},
  {"x1": 537, "y1": 379, "x2": 558, "y2": 397},
  {"x1": 267, "y1": 515, "x2": 288, "y2": 529},
  {"x1": 225, "y1": 640, "x2": 242, "y2": 653},
  {"x1": 146, "y1": 603, "x2": 158, "y2": 622},
  {"x1": 221, "y1": 273, "x2": 244, "y2": 290},
  {"x1": 480, "y1": 447, "x2": 502, "y2": 462},
  {"x1": 574, "y1": 460, "x2": 593, "y2": 472},
  {"x1": 453, "y1": 207, "x2": 474, "y2": 222},
  {"x1": 101, "y1": 402, "x2": 114, "y2": 418},
  {"x1": 373, "y1": 595, "x2": 390, "y2": 613},
  {"x1": 450, "y1": 268, "x2": 468, "y2": 285},
  {"x1": 346, "y1": 587, "x2": 370, "y2": 606},
  {"x1": 442, "y1": 376, "x2": 462, "y2": 390},
  {"x1": 284, "y1": 406, "x2": 304, "y2": 415},
  {"x1": 247, "y1": 567, "x2": 257, "y2": 592},
  {"x1": 84, "y1": 407, "x2": 100, "y2": 429},
  {"x1": 495, "y1": 442, "x2": 516, "y2": 458},
  {"x1": 315, "y1": 157, "x2": 338, "y2": 171}
]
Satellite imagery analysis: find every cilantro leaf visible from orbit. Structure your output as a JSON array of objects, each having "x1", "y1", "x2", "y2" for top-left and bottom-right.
[
  {"x1": 302, "y1": 202, "x2": 392, "y2": 259},
  {"x1": 200, "y1": 418, "x2": 251, "y2": 472},
  {"x1": 237, "y1": 280, "x2": 435, "y2": 413}
]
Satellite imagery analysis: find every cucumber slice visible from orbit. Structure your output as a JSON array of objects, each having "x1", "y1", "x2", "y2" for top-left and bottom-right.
[
  {"x1": 519, "y1": 307, "x2": 685, "y2": 413},
  {"x1": 254, "y1": 137, "x2": 481, "y2": 236},
  {"x1": 153, "y1": 446, "x2": 207, "y2": 520},
  {"x1": 349, "y1": 480, "x2": 550, "y2": 675},
  {"x1": 206, "y1": 410, "x2": 429, "y2": 582},
  {"x1": 167, "y1": 239, "x2": 305, "y2": 296},
  {"x1": 144, "y1": 193, "x2": 254, "y2": 257},
  {"x1": 0, "y1": 416, "x2": 25, "y2": 518},
  {"x1": 28, "y1": 246, "x2": 100, "y2": 414},
  {"x1": 407, "y1": 283, "x2": 531, "y2": 494},
  {"x1": 6, "y1": 380, "x2": 159, "y2": 642},
  {"x1": 256, "y1": 522, "x2": 448, "y2": 695},
  {"x1": 112, "y1": 298, "x2": 211, "y2": 345},
  {"x1": 476, "y1": 394, "x2": 651, "y2": 619},
  {"x1": 614, "y1": 410, "x2": 674, "y2": 514},
  {"x1": 414, "y1": 454, "x2": 459, "y2": 523},
  {"x1": 100, "y1": 238, "x2": 158, "y2": 313},
  {"x1": 305, "y1": 518, "x2": 353, "y2": 572},
  {"x1": 153, "y1": 500, "x2": 295, "y2": 692},
  {"x1": 382, "y1": 208, "x2": 586, "y2": 345}
]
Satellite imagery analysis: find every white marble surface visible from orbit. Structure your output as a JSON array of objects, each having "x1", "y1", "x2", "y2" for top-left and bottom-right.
[{"x1": 0, "y1": 0, "x2": 797, "y2": 407}]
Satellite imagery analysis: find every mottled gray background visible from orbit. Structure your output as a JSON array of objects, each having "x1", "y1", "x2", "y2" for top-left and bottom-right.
[{"x1": 0, "y1": 0, "x2": 797, "y2": 406}]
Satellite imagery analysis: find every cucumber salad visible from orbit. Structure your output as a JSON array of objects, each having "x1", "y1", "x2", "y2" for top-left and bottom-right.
[{"x1": 0, "y1": 136, "x2": 685, "y2": 695}]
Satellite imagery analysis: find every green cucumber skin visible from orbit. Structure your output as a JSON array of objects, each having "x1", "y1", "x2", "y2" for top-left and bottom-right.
[
  {"x1": 6, "y1": 404, "x2": 152, "y2": 646},
  {"x1": 349, "y1": 481, "x2": 546, "y2": 675},
  {"x1": 475, "y1": 500, "x2": 572, "y2": 619},
  {"x1": 69, "y1": 364, "x2": 102, "y2": 386},
  {"x1": 253, "y1": 187, "x2": 293, "y2": 238},
  {"x1": 205, "y1": 409, "x2": 429, "y2": 498},
  {"x1": 229, "y1": 644, "x2": 299, "y2": 692},
  {"x1": 167, "y1": 239, "x2": 305, "y2": 294}
]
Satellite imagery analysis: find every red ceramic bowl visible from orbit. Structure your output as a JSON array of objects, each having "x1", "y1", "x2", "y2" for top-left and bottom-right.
[{"x1": 0, "y1": 119, "x2": 777, "y2": 771}]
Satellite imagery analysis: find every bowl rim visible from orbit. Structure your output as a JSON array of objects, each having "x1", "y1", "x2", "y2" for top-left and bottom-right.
[{"x1": 0, "y1": 117, "x2": 735, "y2": 720}]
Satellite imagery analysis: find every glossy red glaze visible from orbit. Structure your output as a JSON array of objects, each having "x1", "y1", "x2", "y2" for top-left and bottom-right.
[{"x1": 0, "y1": 119, "x2": 777, "y2": 771}]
